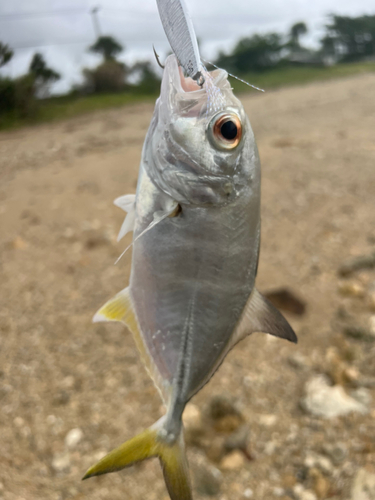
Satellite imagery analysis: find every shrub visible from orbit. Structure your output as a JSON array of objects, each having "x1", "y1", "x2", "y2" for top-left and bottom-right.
[
  {"x1": 83, "y1": 60, "x2": 127, "y2": 93},
  {"x1": 0, "y1": 78, "x2": 16, "y2": 113}
]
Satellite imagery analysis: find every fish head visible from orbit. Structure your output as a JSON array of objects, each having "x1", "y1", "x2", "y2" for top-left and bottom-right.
[{"x1": 145, "y1": 55, "x2": 260, "y2": 206}]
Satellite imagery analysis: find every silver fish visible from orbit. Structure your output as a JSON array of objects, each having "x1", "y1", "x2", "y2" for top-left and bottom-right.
[{"x1": 83, "y1": 56, "x2": 297, "y2": 499}]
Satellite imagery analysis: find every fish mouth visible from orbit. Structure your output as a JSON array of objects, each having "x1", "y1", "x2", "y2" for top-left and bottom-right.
[
  {"x1": 163, "y1": 54, "x2": 229, "y2": 95},
  {"x1": 164, "y1": 54, "x2": 205, "y2": 94},
  {"x1": 178, "y1": 66, "x2": 202, "y2": 92}
]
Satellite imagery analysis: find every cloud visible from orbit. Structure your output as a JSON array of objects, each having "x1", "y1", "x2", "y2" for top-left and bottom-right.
[{"x1": 0, "y1": 0, "x2": 374, "y2": 93}]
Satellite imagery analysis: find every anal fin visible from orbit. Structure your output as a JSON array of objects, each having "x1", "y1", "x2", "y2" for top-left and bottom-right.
[{"x1": 93, "y1": 288, "x2": 170, "y2": 400}]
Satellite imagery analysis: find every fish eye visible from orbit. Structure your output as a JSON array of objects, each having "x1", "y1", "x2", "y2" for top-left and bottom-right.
[{"x1": 208, "y1": 111, "x2": 242, "y2": 150}]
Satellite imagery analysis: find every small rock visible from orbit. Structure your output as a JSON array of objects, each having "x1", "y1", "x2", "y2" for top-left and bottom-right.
[
  {"x1": 304, "y1": 453, "x2": 333, "y2": 475},
  {"x1": 312, "y1": 472, "x2": 330, "y2": 499},
  {"x1": 93, "y1": 450, "x2": 107, "y2": 461},
  {"x1": 60, "y1": 375, "x2": 75, "y2": 389},
  {"x1": 11, "y1": 236, "x2": 28, "y2": 250},
  {"x1": 351, "y1": 388, "x2": 372, "y2": 407},
  {"x1": 183, "y1": 404, "x2": 202, "y2": 431},
  {"x1": 272, "y1": 486, "x2": 285, "y2": 497},
  {"x1": 243, "y1": 488, "x2": 254, "y2": 498},
  {"x1": 368, "y1": 292, "x2": 375, "y2": 312},
  {"x1": 323, "y1": 443, "x2": 347, "y2": 465},
  {"x1": 338, "y1": 252, "x2": 375, "y2": 277},
  {"x1": 0, "y1": 481, "x2": 4, "y2": 492},
  {"x1": 63, "y1": 227, "x2": 75, "y2": 239},
  {"x1": 264, "y1": 441, "x2": 277, "y2": 456},
  {"x1": 282, "y1": 474, "x2": 297, "y2": 488},
  {"x1": 325, "y1": 347, "x2": 347, "y2": 386},
  {"x1": 194, "y1": 464, "x2": 222, "y2": 496},
  {"x1": 301, "y1": 375, "x2": 369, "y2": 418},
  {"x1": 293, "y1": 484, "x2": 317, "y2": 500},
  {"x1": 344, "y1": 367, "x2": 360, "y2": 384},
  {"x1": 224, "y1": 424, "x2": 250, "y2": 454},
  {"x1": 358, "y1": 377, "x2": 375, "y2": 389},
  {"x1": 207, "y1": 396, "x2": 243, "y2": 433},
  {"x1": 300, "y1": 491, "x2": 318, "y2": 500},
  {"x1": 369, "y1": 316, "x2": 375, "y2": 336},
  {"x1": 338, "y1": 281, "x2": 365, "y2": 297},
  {"x1": 351, "y1": 468, "x2": 375, "y2": 500},
  {"x1": 14, "y1": 416, "x2": 25, "y2": 427},
  {"x1": 53, "y1": 391, "x2": 70, "y2": 406},
  {"x1": 46, "y1": 415, "x2": 57, "y2": 425},
  {"x1": 288, "y1": 352, "x2": 311, "y2": 371},
  {"x1": 184, "y1": 405, "x2": 205, "y2": 447},
  {"x1": 309, "y1": 468, "x2": 331, "y2": 498},
  {"x1": 52, "y1": 452, "x2": 71, "y2": 473},
  {"x1": 65, "y1": 428, "x2": 83, "y2": 449},
  {"x1": 205, "y1": 437, "x2": 226, "y2": 463},
  {"x1": 343, "y1": 325, "x2": 375, "y2": 341},
  {"x1": 259, "y1": 414, "x2": 277, "y2": 427},
  {"x1": 208, "y1": 396, "x2": 241, "y2": 421},
  {"x1": 336, "y1": 311, "x2": 375, "y2": 341},
  {"x1": 215, "y1": 414, "x2": 243, "y2": 433},
  {"x1": 220, "y1": 450, "x2": 246, "y2": 470}
]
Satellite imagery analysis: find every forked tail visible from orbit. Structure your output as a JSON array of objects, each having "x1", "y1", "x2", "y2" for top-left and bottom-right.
[{"x1": 82, "y1": 417, "x2": 192, "y2": 500}]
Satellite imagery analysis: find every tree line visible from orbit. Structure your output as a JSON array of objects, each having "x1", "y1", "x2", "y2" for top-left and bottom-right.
[
  {"x1": 0, "y1": 13, "x2": 374, "y2": 120},
  {"x1": 216, "y1": 15, "x2": 375, "y2": 72}
]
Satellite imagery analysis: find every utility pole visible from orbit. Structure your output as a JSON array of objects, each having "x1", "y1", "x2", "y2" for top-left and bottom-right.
[{"x1": 91, "y1": 6, "x2": 102, "y2": 39}]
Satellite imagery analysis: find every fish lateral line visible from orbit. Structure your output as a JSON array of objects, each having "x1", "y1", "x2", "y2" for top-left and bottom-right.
[{"x1": 163, "y1": 297, "x2": 195, "y2": 443}]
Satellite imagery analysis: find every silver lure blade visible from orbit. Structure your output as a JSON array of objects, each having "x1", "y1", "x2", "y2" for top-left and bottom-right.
[{"x1": 156, "y1": 0, "x2": 204, "y2": 85}]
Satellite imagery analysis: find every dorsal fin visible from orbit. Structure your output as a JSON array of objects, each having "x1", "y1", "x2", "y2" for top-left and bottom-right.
[
  {"x1": 231, "y1": 288, "x2": 297, "y2": 347},
  {"x1": 93, "y1": 288, "x2": 170, "y2": 401}
]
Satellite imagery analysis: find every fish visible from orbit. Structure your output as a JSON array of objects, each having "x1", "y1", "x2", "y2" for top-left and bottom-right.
[{"x1": 82, "y1": 55, "x2": 297, "y2": 500}]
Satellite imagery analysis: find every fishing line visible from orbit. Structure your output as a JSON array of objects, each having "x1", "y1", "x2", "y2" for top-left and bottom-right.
[
  {"x1": 201, "y1": 64, "x2": 226, "y2": 118},
  {"x1": 202, "y1": 59, "x2": 265, "y2": 93},
  {"x1": 114, "y1": 206, "x2": 178, "y2": 265}
]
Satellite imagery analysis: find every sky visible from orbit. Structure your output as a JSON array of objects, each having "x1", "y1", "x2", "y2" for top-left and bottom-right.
[{"x1": 0, "y1": 0, "x2": 374, "y2": 94}]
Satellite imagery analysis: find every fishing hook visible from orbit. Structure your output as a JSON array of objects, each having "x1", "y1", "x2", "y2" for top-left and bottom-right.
[{"x1": 153, "y1": 45, "x2": 165, "y2": 69}]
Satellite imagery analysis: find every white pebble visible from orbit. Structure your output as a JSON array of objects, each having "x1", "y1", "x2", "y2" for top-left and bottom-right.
[
  {"x1": 65, "y1": 428, "x2": 83, "y2": 449},
  {"x1": 244, "y1": 488, "x2": 254, "y2": 498},
  {"x1": 52, "y1": 452, "x2": 71, "y2": 473}
]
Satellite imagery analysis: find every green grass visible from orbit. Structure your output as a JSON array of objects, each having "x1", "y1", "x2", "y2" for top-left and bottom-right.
[
  {"x1": 1, "y1": 61, "x2": 374, "y2": 131},
  {"x1": 0, "y1": 90, "x2": 158, "y2": 131},
  {"x1": 230, "y1": 61, "x2": 375, "y2": 93}
]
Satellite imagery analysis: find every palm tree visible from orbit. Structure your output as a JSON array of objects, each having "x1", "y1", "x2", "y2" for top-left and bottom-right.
[
  {"x1": 289, "y1": 22, "x2": 308, "y2": 48},
  {"x1": 89, "y1": 36, "x2": 123, "y2": 61},
  {"x1": 0, "y1": 42, "x2": 13, "y2": 67}
]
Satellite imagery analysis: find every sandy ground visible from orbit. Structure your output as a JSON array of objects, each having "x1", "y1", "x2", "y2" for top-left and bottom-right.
[{"x1": 1, "y1": 73, "x2": 375, "y2": 500}]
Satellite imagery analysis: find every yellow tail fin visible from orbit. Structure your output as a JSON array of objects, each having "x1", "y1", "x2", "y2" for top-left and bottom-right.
[{"x1": 82, "y1": 421, "x2": 192, "y2": 500}]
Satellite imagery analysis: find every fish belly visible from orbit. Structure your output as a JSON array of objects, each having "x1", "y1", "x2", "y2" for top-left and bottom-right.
[{"x1": 130, "y1": 181, "x2": 259, "y2": 400}]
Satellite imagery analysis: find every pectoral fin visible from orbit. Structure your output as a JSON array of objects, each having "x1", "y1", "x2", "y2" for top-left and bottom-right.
[
  {"x1": 114, "y1": 194, "x2": 136, "y2": 212},
  {"x1": 232, "y1": 288, "x2": 297, "y2": 346},
  {"x1": 114, "y1": 194, "x2": 136, "y2": 241}
]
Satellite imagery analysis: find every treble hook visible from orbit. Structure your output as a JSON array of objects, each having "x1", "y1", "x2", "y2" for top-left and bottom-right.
[{"x1": 153, "y1": 45, "x2": 165, "y2": 69}]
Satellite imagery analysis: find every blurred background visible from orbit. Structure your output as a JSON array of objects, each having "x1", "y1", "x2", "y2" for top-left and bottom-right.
[{"x1": 1, "y1": 1, "x2": 375, "y2": 500}]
